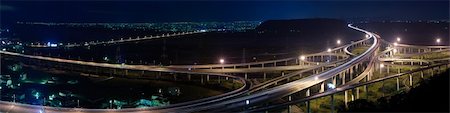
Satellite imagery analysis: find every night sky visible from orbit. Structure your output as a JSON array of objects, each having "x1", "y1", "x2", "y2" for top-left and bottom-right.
[{"x1": 0, "y1": 1, "x2": 448, "y2": 25}]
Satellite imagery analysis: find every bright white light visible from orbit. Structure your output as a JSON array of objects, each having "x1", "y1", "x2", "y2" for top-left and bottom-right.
[
  {"x1": 393, "y1": 42, "x2": 398, "y2": 46},
  {"x1": 396, "y1": 37, "x2": 401, "y2": 42},
  {"x1": 327, "y1": 83, "x2": 336, "y2": 89},
  {"x1": 336, "y1": 40, "x2": 341, "y2": 45},
  {"x1": 314, "y1": 76, "x2": 319, "y2": 80},
  {"x1": 365, "y1": 34, "x2": 369, "y2": 38},
  {"x1": 436, "y1": 38, "x2": 441, "y2": 43},
  {"x1": 219, "y1": 59, "x2": 225, "y2": 64},
  {"x1": 300, "y1": 55, "x2": 306, "y2": 60},
  {"x1": 245, "y1": 100, "x2": 250, "y2": 105},
  {"x1": 327, "y1": 48, "x2": 332, "y2": 53},
  {"x1": 50, "y1": 44, "x2": 57, "y2": 47},
  {"x1": 380, "y1": 64, "x2": 385, "y2": 68},
  {"x1": 393, "y1": 49, "x2": 398, "y2": 53}
]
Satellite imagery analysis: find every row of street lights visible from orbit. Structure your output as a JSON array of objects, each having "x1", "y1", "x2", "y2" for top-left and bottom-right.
[{"x1": 396, "y1": 36, "x2": 442, "y2": 44}]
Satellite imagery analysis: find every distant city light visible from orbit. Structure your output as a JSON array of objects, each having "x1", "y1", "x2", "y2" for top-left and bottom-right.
[
  {"x1": 300, "y1": 55, "x2": 306, "y2": 60},
  {"x1": 50, "y1": 44, "x2": 58, "y2": 47}
]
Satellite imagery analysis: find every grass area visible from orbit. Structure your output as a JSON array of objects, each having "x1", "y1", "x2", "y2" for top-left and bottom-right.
[
  {"x1": 350, "y1": 46, "x2": 370, "y2": 55},
  {"x1": 409, "y1": 52, "x2": 450, "y2": 60}
]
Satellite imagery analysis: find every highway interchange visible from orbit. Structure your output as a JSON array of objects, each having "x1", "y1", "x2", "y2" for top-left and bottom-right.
[{"x1": 0, "y1": 24, "x2": 449, "y2": 113}]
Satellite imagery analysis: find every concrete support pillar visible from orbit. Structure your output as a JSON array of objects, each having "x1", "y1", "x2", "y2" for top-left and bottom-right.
[
  {"x1": 188, "y1": 74, "x2": 191, "y2": 81},
  {"x1": 320, "y1": 82, "x2": 325, "y2": 93},
  {"x1": 396, "y1": 77, "x2": 400, "y2": 91},
  {"x1": 306, "y1": 88, "x2": 311, "y2": 113},
  {"x1": 263, "y1": 73, "x2": 267, "y2": 81},
  {"x1": 356, "y1": 87, "x2": 360, "y2": 99},
  {"x1": 344, "y1": 90, "x2": 348, "y2": 108},
  {"x1": 288, "y1": 96, "x2": 292, "y2": 113},
  {"x1": 420, "y1": 71, "x2": 424, "y2": 79},
  {"x1": 125, "y1": 70, "x2": 128, "y2": 76},
  {"x1": 201, "y1": 75, "x2": 204, "y2": 84},
  {"x1": 207, "y1": 75, "x2": 210, "y2": 82},
  {"x1": 409, "y1": 74, "x2": 413, "y2": 86},
  {"x1": 342, "y1": 72, "x2": 346, "y2": 85}
]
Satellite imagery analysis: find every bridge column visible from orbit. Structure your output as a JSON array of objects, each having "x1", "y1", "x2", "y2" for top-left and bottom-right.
[
  {"x1": 201, "y1": 75, "x2": 204, "y2": 84},
  {"x1": 263, "y1": 73, "x2": 267, "y2": 81},
  {"x1": 320, "y1": 82, "x2": 325, "y2": 93},
  {"x1": 344, "y1": 90, "x2": 348, "y2": 109},
  {"x1": 387, "y1": 65, "x2": 390, "y2": 74},
  {"x1": 409, "y1": 74, "x2": 413, "y2": 86},
  {"x1": 207, "y1": 75, "x2": 210, "y2": 82},
  {"x1": 420, "y1": 71, "x2": 424, "y2": 79},
  {"x1": 356, "y1": 87, "x2": 360, "y2": 99},
  {"x1": 396, "y1": 77, "x2": 400, "y2": 91},
  {"x1": 288, "y1": 95, "x2": 292, "y2": 113},
  {"x1": 125, "y1": 70, "x2": 128, "y2": 76},
  {"x1": 365, "y1": 75, "x2": 369, "y2": 100},
  {"x1": 188, "y1": 74, "x2": 191, "y2": 81},
  {"x1": 342, "y1": 72, "x2": 346, "y2": 85},
  {"x1": 244, "y1": 73, "x2": 248, "y2": 80},
  {"x1": 306, "y1": 89, "x2": 311, "y2": 113}
]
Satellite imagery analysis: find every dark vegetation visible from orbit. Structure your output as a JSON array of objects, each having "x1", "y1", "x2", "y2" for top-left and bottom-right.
[{"x1": 340, "y1": 69, "x2": 449, "y2": 112}]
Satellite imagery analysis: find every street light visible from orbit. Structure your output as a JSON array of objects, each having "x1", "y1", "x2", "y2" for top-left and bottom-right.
[
  {"x1": 327, "y1": 48, "x2": 332, "y2": 53},
  {"x1": 393, "y1": 42, "x2": 398, "y2": 46},
  {"x1": 365, "y1": 34, "x2": 370, "y2": 38},
  {"x1": 436, "y1": 38, "x2": 441, "y2": 43},
  {"x1": 219, "y1": 59, "x2": 225, "y2": 64},
  {"x1": 336, "y1": 40, "x2": 341, "y2": 45},
  {"x1": 300, "y1": 55, "x2": 306, "y2": 60},
  {"x1": 396, "y1": 37, "x2": 401, "y2": 42}
]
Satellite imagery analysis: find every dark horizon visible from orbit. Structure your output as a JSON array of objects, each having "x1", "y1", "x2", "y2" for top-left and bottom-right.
[{"x1": 1, "y1": 0, "x2": 449, "y2": 26}]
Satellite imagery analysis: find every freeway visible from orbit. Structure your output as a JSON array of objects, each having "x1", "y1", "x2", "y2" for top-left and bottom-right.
[
  {"x1": 248, "y1": 61, "x2": 450, "y2": 112},
  {"x1": 0, "y1": 24, "x2": 377, "y2": 112},
  {"x1": 5, "y1": 23, "x2": 445, "y2": 112},
  {"x1": 27, "y1": 30, "x2": 206, "y2": 48},
  {"x1": 157, "y1": 24, "x2": 381, "y2": 112}
]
